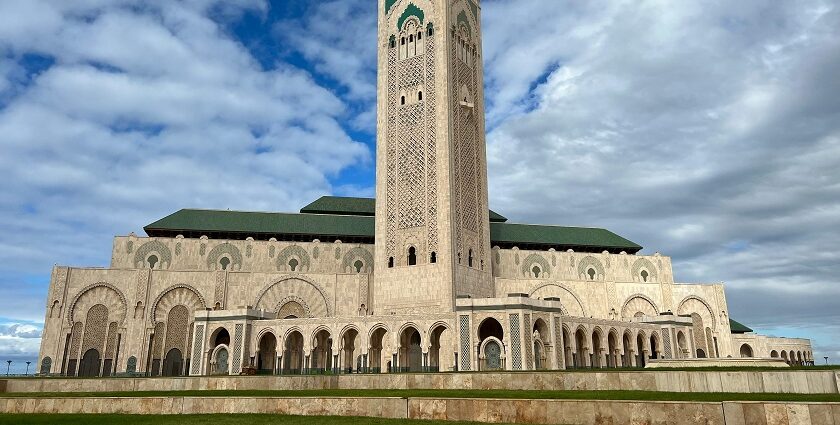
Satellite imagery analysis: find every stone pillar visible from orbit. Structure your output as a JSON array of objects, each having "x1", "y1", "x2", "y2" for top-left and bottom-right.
[{"x1": 629, "y1": 349, "x2": 637, "y2": 367}]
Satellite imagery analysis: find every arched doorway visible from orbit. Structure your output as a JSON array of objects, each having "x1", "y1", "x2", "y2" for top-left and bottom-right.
[
  {"x1": 399, "y1": 326, "x2": 422, "y2": 372},
  {"x1": 770, "y1": 350, "x2": 778, "y2": 358},
  {"x1": 163, "y1": 348, "x2": 183, "y2": 377},
  {"x1": 369, "y1": 327, "x2": 387, "y2": 373},
  {"x1": 340, "y1": 328, "x2": 359, "y2": 373},
  {"x1": 478, "y1": 318, "x2": 504, "y2": 371},
  {"x1": 428, "y1": 325, "x2": 448, "y2": 372},
  {"x1": 562, "y1": 327, "x2": 573, "y2": 368},
  {"x1": 739, "y1": 343, "x2": 753, "y2": 358},
  {"x1": 214, "y1": 347, "x2": 229, "y2": 375},
  {"x1": 676, "y1": 331, "x2": 688, "y2": 358},
  {"x1": 622, "y1": 332, "x2": 633, "y2": 367},
  {"x1": 257, "y1": 332, "x2": 277, "y2": 374},
  {"x1": 636, "y1": 332, "x2": 647, "y2": 367},
  {"x1": 79, "y1": 349, "x2": 101, "y2": 377},
  {"x1": 607, "y1": 331, "x2": 619, "y2": 368},
  {"x1": 591, "y1": 329, "x2": 603, "y2": 368},
  {"x1": 532, "y1": 319, "x2": 549, "y2": 370},
  {"x1": 650, "y1": 334, "x2": 659, "y2": 360},
  {"x1": 311, "y1": 329, "x2": 332, "y2": 372},
  {"x1": 696, "y1": 348, "x2": 707, "y2": 358},
  {"x1": 283, "y1": 330, "x2": 304, "y2": 374},
  {"x1": 575, "y1": 327, "x2": 588, "y2": 368}
]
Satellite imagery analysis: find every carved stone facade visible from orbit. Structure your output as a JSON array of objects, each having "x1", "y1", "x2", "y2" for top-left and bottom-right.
[{"x1": 36, "y1": 0, "x2": 814, "y2": 377}]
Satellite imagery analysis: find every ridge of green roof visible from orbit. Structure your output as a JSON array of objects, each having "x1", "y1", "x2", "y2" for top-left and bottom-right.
[
  {"x1": 729, "y1": 318, "x2": 753, "y2": 334},
  {"x1": 144, "y1": 208, "x2": 374, "y2": 238},
  {"x1": 300, "y1": 196, "x2": 508, "y2": 222},
  {"x1": 144, "y1": 208, "x2": 642, "y2": 253},
  {"x1": 490, "y1": 222, "x2": 642, "y2": 252}
]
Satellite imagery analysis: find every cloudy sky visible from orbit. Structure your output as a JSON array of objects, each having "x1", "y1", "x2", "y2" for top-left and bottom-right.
[{"x1": 0, "y1": 0, "x2": 838, "y2": 372}]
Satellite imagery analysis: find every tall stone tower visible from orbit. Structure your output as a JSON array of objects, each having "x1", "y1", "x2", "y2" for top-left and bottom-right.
[{"x1": 374, "y1": 0, "x2": 492, "y2": 315}]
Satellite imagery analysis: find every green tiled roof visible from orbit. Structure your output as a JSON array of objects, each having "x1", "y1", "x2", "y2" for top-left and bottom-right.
[
  {"x1": 145, "y1": 209, "x2": 374, "y2": 239},
  {"x1": 145, "y1": 200, "x2": 642, "y2": 254},
  {"x1": 300, "y1": 196, "x2": 508, "y2": 223},
  {"x1": 729, "y1": 319, "x2": 753, "y2": 334},
  {"x1": 490, "y1": 222, "x2": 642, "y2": 253}
]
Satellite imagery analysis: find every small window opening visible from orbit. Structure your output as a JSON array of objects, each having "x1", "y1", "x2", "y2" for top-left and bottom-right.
[
  {"x1": 641, "y1": 270, "x2": 649, "y2": 282},
  {"x1": 354, "y1": 260, "x2": 364, "y2": 273},
  {"x1": 401, "y1": 96, "x2": 406, "y2": 105},
  {"x1": 587, "y1": 268, "x2": 596, "y2": 280},
  {"x1": 532, "y1": 265, "x2": 541, "y2": 278},
  {"x1": 147, "y1": 255, "x2": 158, "y2": 269},
  {"x1": 468, "y1": 249, "x2": 474, "y2": 267},
  {"x1": 401, "y1": 37, "x2": 405, "y2": 45},
  {"x1": 457, "y1": 252, "x2": 462, "y2": 264},
  {"x1": 418, "y1": 91, "x2": 423, "y2": 101},
  {"x1": 389, "y1": 35, "x2": 396, "y2": 48},
  {"x1": 430, "y1": 252, "x2": 437, "y2": 263},
  {"x1": 417, "y1": 32, "x2": 422, "y2": 40},
  {"x1": 409, "y1": 34, "x2": 414, "y2": 42},
  {"x1": 219, "y1": 257, "x2": 230, "y2": 271},
  {"x1": 289, "y1": 258, "x2": 299, "y2": 272},
  {"x1": 428, "y1": 27, "x2": 434, "y2": 37},
  {"x1": 408, "y1": 247, "x2": 417, "y2": 266},
  {"x1": 388, "y1": 257, "x2": 394, "y2": 268}
]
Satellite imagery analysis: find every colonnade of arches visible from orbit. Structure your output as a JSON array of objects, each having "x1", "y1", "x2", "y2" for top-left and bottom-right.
[
  {"x1": 768, "y1": 348, "x2": 814, "y2": 366},
  {"x1": 203, "y1": 322, "x2": 454, "y2": 375},
  {"x1": 563, "y1": 325, "x2": 663, "y2": 369}
]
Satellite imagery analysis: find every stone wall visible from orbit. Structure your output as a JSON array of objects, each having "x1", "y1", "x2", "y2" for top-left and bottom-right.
[
  {"x1": 4, "y1": 370, "x2": 838, "y2": 394},
  {"x1": 2, "y1": 396, "x2": 839, "y2": 424}
]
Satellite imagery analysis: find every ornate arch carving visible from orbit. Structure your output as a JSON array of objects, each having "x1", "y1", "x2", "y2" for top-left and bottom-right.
[
  {"x1": 254, "y1": 276, "x2": 331, "y2": 317},
  {"x1": 150, "y1": 284, "x2": 207, "y2": 326},
  {"x1": 677, "y1": 295, "x2": 717, "y2": 330},
  {"x1": 206, "y1": 243, "x2": 243, "y2": 270},
  {"x1": 521, "y1": 254, "x2": 550, "y2": 278},
  {"x1": 133, "y1": 240, "x2": 172, "y2": 269},
  {"x1": 276, "y1": 296, "x2": 310, "y2": 319},
  {"x1": 342, "y1": 247, "x2": 374, "y2": 273},
  {"x1": 529, "y1": 283, "x2": 586, "y2": 316},
  {"x1": 276, "y1": 246, "x2": 311, "y2": 272},
  {"x1": 577, "y1": 256, "x2": 605, "y2": 280},
  {"x1": 68, "y1": 283, "x2": 127, "y2": 327},
  {"x1": 631, "y1": 258, "x2": 658, "y2": 282},
  {"x1": 621, "y1": 294, "x2": 660, "y2": 319}
]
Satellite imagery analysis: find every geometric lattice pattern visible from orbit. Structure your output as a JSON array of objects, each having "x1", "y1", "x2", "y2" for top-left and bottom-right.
[
  {"x1": 631, "y1": 258, "x2": 658, "y2": 282},
  {"x1": 577, "y1": 256, "x2": 606, "y2": 280},
  {"x1": 662, "y1": 330, "x2": 673, "y2": 360},
  {"x1": 191, "y1": 324, "x2": 204, "y2": 375},
  {"x1": 425, "y1": 33, "x2": 438, "y2": 253},
  {"x1": 523, "y1": 313, "x2": 533, "y2": 370},
  {"x1": 206, "y1": 243, "x2": 243, "y2": 270},
  {"x1": 509, "y1": 313, "x2": 522, "y2": 370},
  {"x1": 164, "y1": 305, "x2": 190, "y2": 357},
  {"x1": 459, "y1": 315, "x2": 471, "y2": 371},
  {"x1": 232, "y1": 324, "x2": 244, "y2": 374},
  {"x1": 81, "y1": 304, "x2": 109, "y2": 354},
  {"x1": 554, "y1": 317, "x2": 564, "y2": 369}
]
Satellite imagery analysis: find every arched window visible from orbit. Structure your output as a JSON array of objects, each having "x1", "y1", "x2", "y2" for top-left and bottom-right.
[
  {"x1": 401, "y1": 96, "x2": 406, "y2": 105},
  {"x1": 389, "y1": 35, "x2": 396, "y2": 48},
  {"x1": 468, "y1": 249, "x2": 473, "y2": 267},
  {"x1": 418, "y1": 91, "x2": 423, "y2": 101},
  {"x1": 288, "y1": 258, "x2": 299, "y2": 272},
  {"x1": 219, "y1": 257, "x2": 230, "y2": 270},
  {"x1": 353, "y1": 260, "x2": 363, "y2": 273},
  {"x1": 427, "y1": 23, "x2": 434, "y2": 37},
  {"x1": 532, "y1": 265, "x2": 541, "y2": 278},
  {"x1": 147, "y1": 255, "x2": 158, "y2": 269},
  {"x1": 408, "y1": 247, "x2": 417, "y2": 266},
  {"x1": 417, "y1": 31, "x2": 422, "y2": 40},
  {"x1": 587, "y1": 268, "x2": 596, "y2": 280},
  {"x1": 388, "y1": 257, "x2": 394, "y2": 268},
  {"x1": 401, "y1": 37, "x2": 405, "y2": 45},
  {"x1": 409, "y1": 34, "x2": 414, "y2": 42},
  {"x1": 430, "y1": 252, "x2": 436, "y2": 264},
  {"x1": 640, "y1": 270, "x2": 649, "y2": 282},
  {"x1": 457, "y1": 252, "x2": 461, "y2": 264}
]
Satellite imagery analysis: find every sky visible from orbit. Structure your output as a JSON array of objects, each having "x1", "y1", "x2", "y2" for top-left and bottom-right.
[{"x1": 0, "y1": 0, "x2": 838, "y2": 373}]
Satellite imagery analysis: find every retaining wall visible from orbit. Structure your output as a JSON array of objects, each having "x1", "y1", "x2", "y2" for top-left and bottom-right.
[
  {"x1": 2, "y1": 396, "x2": 840, "y2": 424},
  {"x1": 2, "y1": 371, "x2": 839, "y2": 394}
]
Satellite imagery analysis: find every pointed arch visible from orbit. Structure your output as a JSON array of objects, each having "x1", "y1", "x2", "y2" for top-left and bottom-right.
[{"x1": 254, "y1": 276, "x2": 332, "y2": 317}]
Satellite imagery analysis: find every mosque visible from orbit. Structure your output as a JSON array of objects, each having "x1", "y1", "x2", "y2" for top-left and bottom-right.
[{"x1": 37, "y1": 0, "x2": 813, "y2": 378}]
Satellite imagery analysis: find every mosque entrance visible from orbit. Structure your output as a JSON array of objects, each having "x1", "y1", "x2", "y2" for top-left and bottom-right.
[
  {"x1": 163, "y1": 348, "x2": 183, "y2": 376},
  {"x1": 79, "y1": 349, "x2": 101, "y2": 377}
]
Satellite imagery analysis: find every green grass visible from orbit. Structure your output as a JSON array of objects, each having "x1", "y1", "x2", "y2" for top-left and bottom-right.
[
  {"x1": 2, "y1": 389, "x2": 838, "y2": 403},
  {"x1": 0, "y1": 414, "x2": 512, "y2": 425}
]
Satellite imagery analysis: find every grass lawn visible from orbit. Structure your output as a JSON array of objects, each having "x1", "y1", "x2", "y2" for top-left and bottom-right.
[
  {"x1": 0, "y1": 414, "x2": 511, "y2": 425},
  {"x1": 2, "y1": 389, "x2": 838, "y2": 403}
]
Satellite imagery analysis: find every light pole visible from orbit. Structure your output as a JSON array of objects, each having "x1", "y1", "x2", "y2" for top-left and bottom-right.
[
  {"x1": 25, "y1": 361, "x2": 31, "y2": 375},
  {"x1": 825, "y1": 356, "x2": 830, "y2": 365},
  {"x1": 5, "y1": 360, "x2": 11, "y2": 376}
]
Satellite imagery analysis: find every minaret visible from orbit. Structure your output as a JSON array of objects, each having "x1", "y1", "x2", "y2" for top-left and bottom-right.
[{"x1": 374, "y1": 0, "x2": 492, "y2": 314}]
